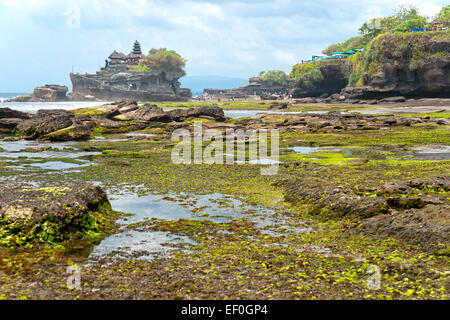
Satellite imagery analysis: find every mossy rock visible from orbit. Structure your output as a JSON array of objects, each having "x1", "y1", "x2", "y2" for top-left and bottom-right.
[{"x1": 0, "y1": 185, "x2": 117, "y2": 246}]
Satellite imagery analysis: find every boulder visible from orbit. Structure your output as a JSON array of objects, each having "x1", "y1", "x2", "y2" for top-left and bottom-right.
[
  {"x1": 33, "y1": 85, "x2": 68, "y2": 101},
  {"x1": 168, "y1": 106, "x2": 226, "y2": 122},
  {"x1": 118, "y1": 105, "x2": 226, "y2": 122},
  {"x1": 15, "y1": 109, "x2": 93, "y2": 141},
  {"x1": 0, "y1": 185, "x2": 114, "y2": 246},
  {"x1": 118, "y1": 105, "x2": 170, "y2": 122},
  {"x1": 16, "y1": 109, "x2": 75, "y2": 139},
  {"x1": 0, "y1": 107, "x2": 31, "y2": 120}
]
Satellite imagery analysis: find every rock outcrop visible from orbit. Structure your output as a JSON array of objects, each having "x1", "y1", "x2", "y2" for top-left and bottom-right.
[
  {"x1": 16, "y1": 109, "x2": 93, "y2": 141},
  {"x1": 33, "y1": 85, "x2": 68, "y2": 101},
  {"x1": 115, "y1": 104, "x2": 226, "y2": 122},
  {"x1": 204, "y1": 77, "x2": 291, "y2": 99},
  {"x1": 342, "y1": 31, "x2": 450, "y2": 100},
  {"x1": 0, "y1": 185, "x2": 114, "y2": 246},
  {"x1": 290, "y1": 62, "x2": 351, "y2": 98},
  {"x1": 70, "y1": 70, "x2": 191, "y2": 102},
  {"x1": 243, "y1": 110, "x2": 449, "y2": 132},
  {"x1": 0, "y1": 107, "x2": 31, "y2": 133},
  {"x1": 7, "y1": 85, "x2": 69, "y2": 102},
  {"x1": 280, "y1": 173, "x2": 450, "y2": 251},
  {"x1": 5, "y1": 101, "x2": 225, "y2": 140},
  {"x1": 289, "y1": 31, "x2": 450, "y2": 102}
]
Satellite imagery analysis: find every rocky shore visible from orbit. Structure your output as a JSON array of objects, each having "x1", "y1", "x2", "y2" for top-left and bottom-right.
[
  {"x1": 0, "y1": 101, "x2": 226, "y2": 141},
  {"x1": 0, "y1": 100, "x2": 448, "y2": 300}
]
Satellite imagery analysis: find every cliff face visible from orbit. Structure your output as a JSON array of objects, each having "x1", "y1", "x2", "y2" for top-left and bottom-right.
[
  {"x1": 70, "y1": 70, "x2": 191, "y2": 101},
  {"x1": 290, "y1": 30, "x2": 449, "y2": 101},
  {"x1": 290, "y1": 62, "x2": 350, "y2": 98},
  {"x1": 343, "y1": 31, "x2": 450, "y2": 99}
]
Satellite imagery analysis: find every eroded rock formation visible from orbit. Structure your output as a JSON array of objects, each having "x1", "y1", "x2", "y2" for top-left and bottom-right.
[
  {"x1": 7, "y1": 85, "x2": 69, "y2": 102},
  {"x1": 69, "y1": 70, "x2": 191, "y2": 102}
]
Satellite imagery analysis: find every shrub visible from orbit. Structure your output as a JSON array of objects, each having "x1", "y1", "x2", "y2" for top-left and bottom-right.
[
  {"x1": 258, "y1": 70, "x2": 289, "y2": 86},
  {"x1": 140, "y1": 48, "x2": 187, "y2": 75},
  {"x1": 131, "y1": 65, "x2": 149, "y2": 72}
]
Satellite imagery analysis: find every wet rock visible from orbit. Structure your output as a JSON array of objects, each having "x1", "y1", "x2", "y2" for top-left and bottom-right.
[
  {"x1": 16, "y1": 109, "x2": 75, "y2": 139},
  {"x1": 118, "y1": 105, "x2": 170, "y2": 122},
  {"x1": 0, "y1": 185, "x2": 114, "y2": 246},
  {"x1": 0, "y1": 108, "x2": 32, "y2": 133},
  {"x1": 14, "y1": 109, "x2": 94, "y2": 141},
  {"x1": 0, "y1": 107, "x2": 31, "y2": 120},
  {"x1": 279, "y1": 179, "x2": 389, "y2": 218},
  {"x1": 380, "y1": 96, "x2": 406, "y2": 103},
  {"x1": 168, "y1": 106, "x2": 226, "y2": 122},
  {"x1": 358, "y1": 204, "x2": 450, "y2": 252},
  {"x1": 251, "y1": 111, "x2": 444, "y2": 133},
  {"x1": 375, "y1": 176, "x2": 450, "y2": 194},
  {"x1": 119, "y1": 105, "x2": 226, "y2": 123}
]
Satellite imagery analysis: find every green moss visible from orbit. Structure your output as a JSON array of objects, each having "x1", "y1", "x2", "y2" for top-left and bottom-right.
[{"x1": 0, "y1": 197, "x2": 117, "y2": 247}]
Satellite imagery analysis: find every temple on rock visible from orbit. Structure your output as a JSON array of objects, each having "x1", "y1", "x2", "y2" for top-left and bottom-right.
[
  {"x1": 105, "y1": 41, "x2": 144, "y2": 70},
  {"x1": 70, "y1": 41, "x2": 191, "y2": 101}
]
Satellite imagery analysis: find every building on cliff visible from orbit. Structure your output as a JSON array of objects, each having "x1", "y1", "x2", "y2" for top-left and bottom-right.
[{"x1": 69, "y1": 41, "x2": 191, "y2": 101}]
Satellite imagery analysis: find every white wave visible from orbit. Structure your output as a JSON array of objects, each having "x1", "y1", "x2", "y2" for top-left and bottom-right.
[{"x1": 0, "y1": 101, "x2": 112, "y2": 113}]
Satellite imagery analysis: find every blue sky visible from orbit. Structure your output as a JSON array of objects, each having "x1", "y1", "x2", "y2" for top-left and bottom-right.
[{"x1": 0, "y1": 0, "x2": 446, "y2": 92}]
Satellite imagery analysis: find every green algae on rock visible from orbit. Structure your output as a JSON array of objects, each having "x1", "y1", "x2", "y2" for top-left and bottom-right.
[{"x1": 0, "y1": 185, "x2": 117, "y2": 246}]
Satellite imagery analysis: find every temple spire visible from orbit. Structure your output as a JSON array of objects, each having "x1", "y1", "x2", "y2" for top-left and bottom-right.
[{"x1": 133, "y1": 40, "x2": 142, "y2": 55}]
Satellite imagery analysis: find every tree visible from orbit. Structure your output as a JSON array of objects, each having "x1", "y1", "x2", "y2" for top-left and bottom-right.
[
  {"x1": 393, "y1": 5, "x2": 427, "y2": 32},
  {"x1": 437, "y1": 5, "x2": 450, "y2": 26},
  {"x1": 358, "y1": 5, "x2": 428, "y2": 36},
  {"x1": 139, "y1": 48, "x2": 187, "y2": 75},
  {"x1": 258, "y1": 70, "x2": 289, "y2": 86}
]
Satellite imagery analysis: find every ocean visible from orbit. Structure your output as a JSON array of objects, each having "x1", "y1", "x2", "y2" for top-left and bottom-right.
[{"x1": 0, "y1": 93, "x2": 110, "y2": 114}]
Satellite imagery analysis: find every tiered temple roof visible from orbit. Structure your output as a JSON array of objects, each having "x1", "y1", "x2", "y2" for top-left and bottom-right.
[
  {"x1": 108, "y1": 50, "x2": 126, "y2": 60},
  {"x1": 108, "y1": 50, "x2": 127, "y2": 65},
  {"x1": 127, "y1": 40, "x2": 144, "y2": 60}
]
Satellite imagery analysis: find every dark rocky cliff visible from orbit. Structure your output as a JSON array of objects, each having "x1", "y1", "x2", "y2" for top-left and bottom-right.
[
  {"x1": 290, "y1": 62, "x2": 350, "y2": 98},
  {"x1": 289, "y1": 30, "x2": 450, "y2": 101},
  {"x1": 70, "y1": 70, "x2": 191, "y2": 101},
  {"x1": 343, "y1": 31, "x2": 450, "y2": 100}
]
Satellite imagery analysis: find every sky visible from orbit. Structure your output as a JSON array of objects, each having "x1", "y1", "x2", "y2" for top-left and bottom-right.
[{"x1": 0, "y1": 0, "x2": 446, "y2": 92}]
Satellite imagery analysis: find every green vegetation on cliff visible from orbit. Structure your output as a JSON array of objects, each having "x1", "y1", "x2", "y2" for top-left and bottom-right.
[
  {"x1": 323, "y1": 5, "x2": 433, "y2": 55},
  {"x1": 258, "y1": 70, "x2": 289, "y2": 86},
  {"x1": 137, "y1": 48, "x2": 187, "y2": 75},
  {"x1": 292, "y1": 5, "x2": 450, "y2": 90},
  {"x1": 290, "y1": 59, "x2": 345, "y2": 87},
  {"x1": 347, "y1": 30, "x2": 450, "y2": 87}
]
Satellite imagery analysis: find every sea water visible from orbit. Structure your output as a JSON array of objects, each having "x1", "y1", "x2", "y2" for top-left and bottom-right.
[{"x1": 0, "y1": 93, "x2": 110, "y2": 113}]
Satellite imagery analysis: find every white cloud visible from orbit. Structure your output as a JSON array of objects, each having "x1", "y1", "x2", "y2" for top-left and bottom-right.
[
  {"x1": 274, "y1": 50, "x2": 297, "y2": 65},
  {"x1": 170, "y1": 16, "x2": 213, "y2": 33},
  {"x1": 0, "y1": 0, "x2": 446, "y2": 91}
]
